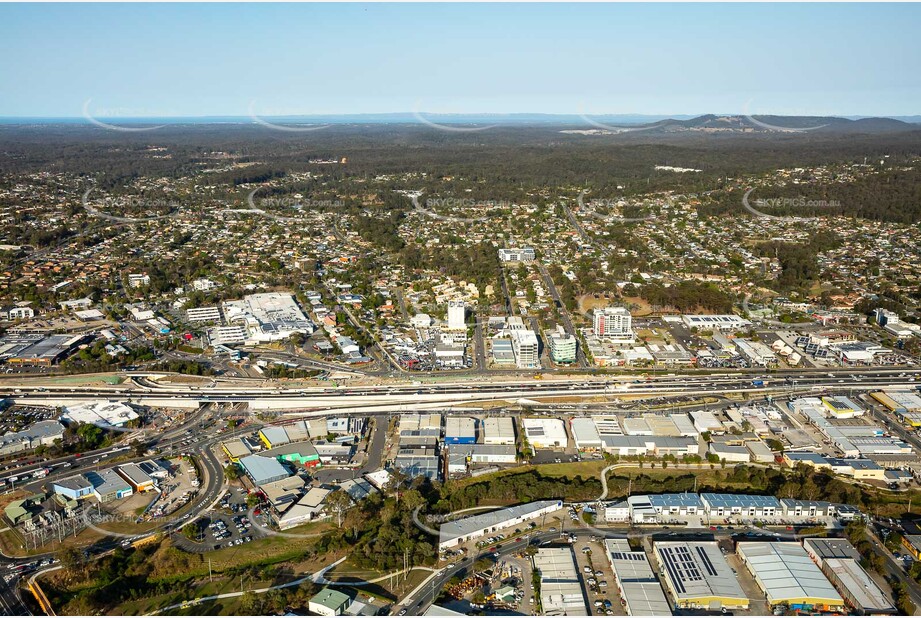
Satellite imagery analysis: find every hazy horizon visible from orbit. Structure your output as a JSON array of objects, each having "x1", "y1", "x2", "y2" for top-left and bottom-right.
[{"x1": 2, "y1": 3, "x2": 920, "y2": 118}]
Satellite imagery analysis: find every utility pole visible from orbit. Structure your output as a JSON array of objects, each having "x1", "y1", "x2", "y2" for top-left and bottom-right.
[{"x1": 209, "y1": 558, "x2": 213, "y2": 582}]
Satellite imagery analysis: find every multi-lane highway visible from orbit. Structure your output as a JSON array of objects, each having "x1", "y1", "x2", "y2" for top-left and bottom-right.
[
  {"x1": 0, "y1": 366, "x2": 918, "y2": 614},
  {"x1": 3, "y1": 368, "x2": 919, "y2": 412}
]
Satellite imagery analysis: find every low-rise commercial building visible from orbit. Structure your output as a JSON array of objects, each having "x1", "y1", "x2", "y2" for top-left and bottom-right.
[
  {"x1": 52, "y1": 475, "x2": 94, "y2": 501},
  {"x1": 0, "y1": 420, "x2": 64, "y2": 456},
  {"x1": 394, "y1": 449, "x2": 440, "y2": 481},
  {"x1": 264, "y1": 442, "x2": 321, "y2": 468},
  {"x1": 736, "y1": 542, "x2": 844, "y2": 612},
  {"x1": 186, "y1": 306, "x2": 222, "y2": 323},
  {"x1": 708, "y1": 442, "x2": 750, "y2": 463},
  {"x1": 277, "y1": 486, "x2": 331, "y2": 529},
  {"x1": 117, "y1": 463, "x2": 155, "y2": 492},
  {"x1": 571, "y1": 417, "x2": 602, "y2": 450},
  {"x1": 86, "y1": 468, "x2": 134, "y2": 503},
  {"x1": 522, "y1": 418, "x2": 568, "y2": 449},
  {"x1": 239, "y1": 454, "x2": 291, "y2": 486},
  {"x1": 62, "y1": 401, "x2": 139, "y2": 428},
  {"x1": 444, "y1": 417, "x2": 477, "y2": 445},
  {"x1": 221, "y1": 439, "x2": 252, "y2": 462},
  {"x1": 533, "y1": 547, "x2": 587, "y2": 615},
  {"x1": 482, "y1": 417, "x2": 516, "y2": 445},
  {"x1": 822, "y1": 558, "x2": 894, "y2": 615},
  {"x1": 438, "y1": 500, "x2": 562, "y2": 550},
  {"x1": 468, "y1": 444, "x2": 517, "y2": 464},
  {"x1": 309, "y1": 588, "x2": 351, "y2": 616},
  {"x1": 701, "y1": 493, "x2": 780, "y2": 520}
]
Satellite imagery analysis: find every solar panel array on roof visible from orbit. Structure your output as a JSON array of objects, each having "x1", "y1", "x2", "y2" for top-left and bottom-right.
[{"x1": 655, "y1": 541, "x2": 747, "y2": 604}]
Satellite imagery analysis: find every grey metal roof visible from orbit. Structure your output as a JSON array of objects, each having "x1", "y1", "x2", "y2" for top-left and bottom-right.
[
  {"x1": 647, "y1": 493, "x2": 704, "y2": 508},
  {"x1": 85, "y1": 468, "x2": 132, "y2": 497},
  {"x1": 701, "y1": 493, "x2": 781, "y2": 509},
  {"x1": 736, "y1": 542, "x2": 843, "y2": 605},
  {"x1": 439, "y1": 500, "x2": 561, "y2": 544},
  {"x1": 240, "y1": 454, "x2": 290, "y2": 485},
  {"x1": 53, "y1": 474, "x2": 93, "y2": 492},
  {"x1": 117, "y1": 463, "x2": 153, "y2": 486}
]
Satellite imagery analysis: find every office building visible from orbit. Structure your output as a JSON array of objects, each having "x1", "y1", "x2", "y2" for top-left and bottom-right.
[
  {"x1": 506, "y1": 317, "x2": 540, "y2": 369},
  {"x1": 498, "y1": 247, "x2": 535, "y2": 262},
  {"x1": 546, "y1": 325, "x2": 577, "y2": 364}
]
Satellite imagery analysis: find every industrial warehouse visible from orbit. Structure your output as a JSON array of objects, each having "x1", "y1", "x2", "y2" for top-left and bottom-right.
[
  {"x1": 605, "y1": 540, "x2": 672, "y2": 616},
  {"x1": 437, "y1": 500, "x2": 562, "y2": 550},
  {"x1": 654, "y1": 541, "x2": 749, "y2": 610},
  {"x1": 736, "y1": 542, "x2": 845, "y2": 611}
]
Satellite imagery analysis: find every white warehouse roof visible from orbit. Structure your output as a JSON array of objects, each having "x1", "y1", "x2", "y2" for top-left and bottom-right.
[
  {"x1": 482, "y1": 417, "x2": 516, "y2": 444},
  {"x1": 522, "y1": 418, "x2": 568, "y2": 448},
  {"x1": 571, "y1": 417, "x2": 602, "y2": 448},
  {"x1": 736, "y1": 542, "x2": 843, "y2": 607}
]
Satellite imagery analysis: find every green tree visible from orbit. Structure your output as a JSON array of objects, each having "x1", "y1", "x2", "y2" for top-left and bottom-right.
[{"x1": 224, "y1": 463, "x2": 241, "y2": 481}]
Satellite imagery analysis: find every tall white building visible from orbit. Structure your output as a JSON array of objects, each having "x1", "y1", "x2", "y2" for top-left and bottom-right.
[
  {"x1": 447, "y1": 301, "x2": 466, "y2": 331},
  {"x1": 594, "y1": 307, "x2": 633, "y2": 341},
  {"x1": 546, "y1": 325, "x2": 577, "y2": 364},
  {"x1": 507, "y1": 316, "x2": 540, "y2": 369}
]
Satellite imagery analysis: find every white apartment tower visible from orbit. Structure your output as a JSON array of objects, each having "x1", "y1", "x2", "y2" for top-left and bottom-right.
[
  {"x1": 447, "y1": 301, "x2": 466, "y2": 331},
  {"x1": 507, "y1": 316, "x2": 540, "y2": 369},
  {"x1": 594, "y1": 307, "x2": 633, "y2": 340}
]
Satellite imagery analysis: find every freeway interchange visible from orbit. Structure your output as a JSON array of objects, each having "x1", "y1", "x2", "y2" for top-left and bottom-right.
[{"x1": 0, "y1": 366, "x2": 919, "y2": 615}]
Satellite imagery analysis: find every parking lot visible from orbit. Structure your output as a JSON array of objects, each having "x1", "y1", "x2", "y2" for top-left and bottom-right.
[
  {"x1": 0, "y1": 404, "x2": 58, "y2": 436},
  {"x1": 571, "y1": 517, "x2": 620, "y2": 616},
  {"x1": 178, "y1": 488, "x2": 268, "y2": 551}
]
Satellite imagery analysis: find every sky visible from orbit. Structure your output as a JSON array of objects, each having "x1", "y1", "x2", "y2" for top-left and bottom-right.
[{"x1": 0, "y1": 3, "x2": 920, "y2": 118}]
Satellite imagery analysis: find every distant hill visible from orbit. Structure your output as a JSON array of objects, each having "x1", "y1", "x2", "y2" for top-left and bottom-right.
[
  {"x1": 583, "y1": 114, "x2": 918, "y2": 135},
  {"x1": 1, "y1": 112, "x2": 917, "y2": 133}
]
